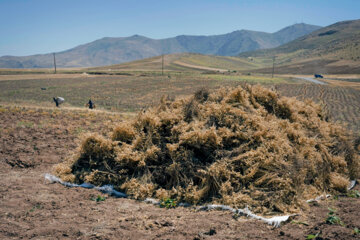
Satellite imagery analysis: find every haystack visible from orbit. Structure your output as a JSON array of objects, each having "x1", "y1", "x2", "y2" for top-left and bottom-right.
[{"x1": 54, "y1": 84, "x2": 359, "y2": 214}]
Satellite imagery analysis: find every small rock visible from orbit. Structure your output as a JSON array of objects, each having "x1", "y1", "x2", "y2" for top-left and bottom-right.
[
  {"x1": 160, "y1": 220, "x2": 173, "y2": 227},
  {"x1": 204, "y1": 228, "x2": 216, "y2": 236}
]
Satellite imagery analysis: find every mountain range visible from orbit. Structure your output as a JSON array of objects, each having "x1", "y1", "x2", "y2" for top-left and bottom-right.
[
  {"x1": 239, "y1": 19, "x2": 360, "y2": 74},
  {"x1": 94, "y1": 19, "x2": 360, "y2": 75},
  {"x1": 0, "y1": 23, "x2": 320, "y2": 68}
]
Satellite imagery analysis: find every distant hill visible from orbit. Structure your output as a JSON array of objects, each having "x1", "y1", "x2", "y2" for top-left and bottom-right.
[
  {"x1": 0, "y1": 23, "x2": 320, "y2": 68},
  {"x1": 89, "y1": 52, "x2": 261, "y2": 72},
  {"x1": 239, "y1": 19, "x2": 360, "y2": 74}
]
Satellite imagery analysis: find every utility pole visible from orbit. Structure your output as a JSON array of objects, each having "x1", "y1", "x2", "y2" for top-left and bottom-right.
[
  {"x1": 162, "y1": 54, "x2": 164, "y2": 76},
  {"x1": 271, "y1": 56, "x2": 276, "y2": 78},
  {"x1": 53, "y1": 53, "x2": 57, "y2": 74}
]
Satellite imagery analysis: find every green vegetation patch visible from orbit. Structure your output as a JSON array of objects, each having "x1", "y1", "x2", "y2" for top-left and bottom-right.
[
  {"x1": 91, "y1": 195, "x2": 106, "y2": 202},
  {"x1": 160, "y1": 198, "x2": 177, "y2": 209},
  {"x1": 325, "y1": 208, "x2": 344, "y2": 226}
]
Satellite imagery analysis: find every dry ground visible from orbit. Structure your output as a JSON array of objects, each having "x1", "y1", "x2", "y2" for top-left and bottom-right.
[
  {"x1": 0, "y1": 74, "x2": 295, "y2": 112},
  {"x1": 1, "y1": 72, "x2": 359, "y2": 239},
  {"x1": 0, "y1": 106, "x2": 359, "y2": 240}
]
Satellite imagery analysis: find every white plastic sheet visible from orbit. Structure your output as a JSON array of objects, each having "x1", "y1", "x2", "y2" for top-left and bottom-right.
[
  {"x1": 197, "y1": 204, "x2": 293, "y2": 227},
  {"x1": 44, "y1": 173, "x2": 127, "y2": 198},
  {"x1": 143, "y1": 199, "x2": 292, "y2": 227},
  {"x1": 348, "y1": 180, "x2": 357, "y2": 190}
]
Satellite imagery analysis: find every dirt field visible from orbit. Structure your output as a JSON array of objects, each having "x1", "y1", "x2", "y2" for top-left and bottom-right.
[
  {"x1": 0, "y1": 74, "x2": 295, "y2": 112},
  {"x1": 275, "y1": 83, "x2": 360, "y2": 133},
  {"x1": 0, "y1": 106, "x2": 359, "y2": 240},
  {"x1": 0, "y1": 72, "x2": 359, "y2": 239}
]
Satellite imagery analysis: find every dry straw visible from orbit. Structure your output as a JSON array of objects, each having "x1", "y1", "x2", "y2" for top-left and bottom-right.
[{"x1": 54, "y1": 84, "x2": 359, "y2": 214}]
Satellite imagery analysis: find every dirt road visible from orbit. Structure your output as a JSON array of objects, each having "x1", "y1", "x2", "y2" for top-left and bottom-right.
[{"x1": 173, "y1": 61, "x2": 228, "y2": 72}]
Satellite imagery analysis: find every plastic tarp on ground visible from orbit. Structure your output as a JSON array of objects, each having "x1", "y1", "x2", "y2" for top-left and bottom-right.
[{"x1": 44, "y1": 173, "x2": 127, "y2": 198}]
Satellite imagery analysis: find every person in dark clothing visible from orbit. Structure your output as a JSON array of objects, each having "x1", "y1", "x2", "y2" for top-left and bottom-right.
[
  {"x1": 87, "y1": 99, "x2": 94, "y2": 109},
  {"x1": 53, "y1": 97, "x2": 59, "y2": 107},
  {"x1": 53, "y1": 97, "x2": 64, "y2": 107}
]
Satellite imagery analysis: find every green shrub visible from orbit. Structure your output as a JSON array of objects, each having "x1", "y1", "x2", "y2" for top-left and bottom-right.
[
  {"x1": 91, "y1": 195, "x2": 106, "y2": 202},
  {"x1": 325, "y1": 208, "x2": 343, "y2": 226},
  {"x1": 160, "y1": 198, "x2": 177, "y2": 209}
]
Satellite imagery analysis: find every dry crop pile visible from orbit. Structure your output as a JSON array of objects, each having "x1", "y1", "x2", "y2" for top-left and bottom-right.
[{"x1": 54, "y1": 85, "x2": 360, "y2": 214}]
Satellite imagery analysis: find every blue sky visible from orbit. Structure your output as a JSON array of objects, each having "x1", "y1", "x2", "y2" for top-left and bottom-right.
[{"x1": 0, "y1": 0, "x2": 359, "y2": 56}]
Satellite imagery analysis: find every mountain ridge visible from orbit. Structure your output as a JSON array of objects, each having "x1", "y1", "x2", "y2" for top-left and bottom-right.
[
  {"x1": 238, "y1": 19, "x2": 360, "y2": 74},
  {"x1": 0, "y1": 23, "x2": 321, "y2": 68}
]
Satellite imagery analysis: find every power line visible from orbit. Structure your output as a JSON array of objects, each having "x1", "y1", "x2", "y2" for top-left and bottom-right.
[
  {"x1": 272, "y1": 56, "x2": 276, "y2": 78},
  {"x1": 53, "y1": 53, "x2": 57, "y2": 74},
  {"x1": 162, "y1": 54, "x2": 164, "y2": 76}
]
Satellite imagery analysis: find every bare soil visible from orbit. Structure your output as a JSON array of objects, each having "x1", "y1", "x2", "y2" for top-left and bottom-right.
[
  {"x1": 0, "y1": 106, "x2": 359, "y2": 240},
  {"x1": 251, "y1": 59, "x2": 360, "y2": 75}
]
